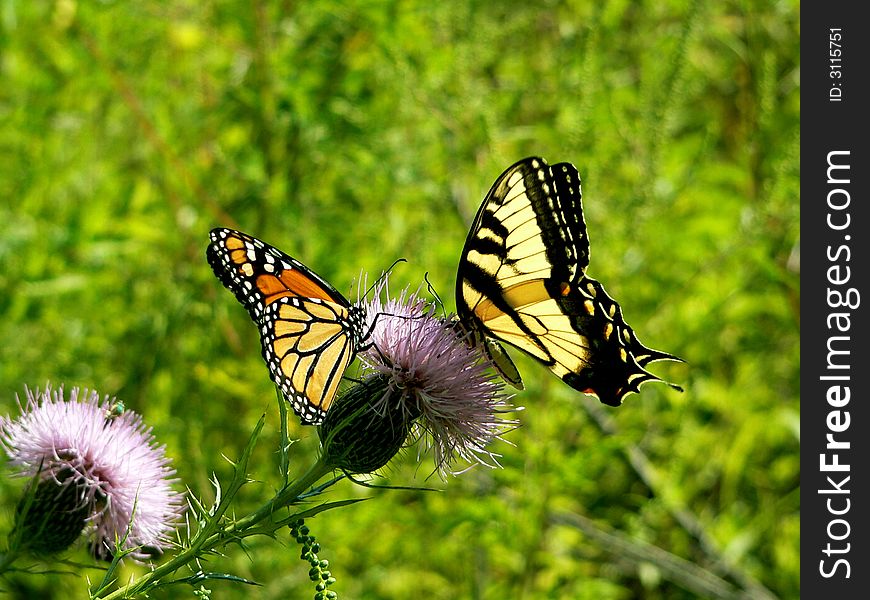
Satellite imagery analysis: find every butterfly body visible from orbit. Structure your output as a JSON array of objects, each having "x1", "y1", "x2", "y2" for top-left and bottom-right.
[
  {"x1": 457, "y1": 157, "x2": 681, "y2": 405},
  {"x1": 207, "y1": 228, "x2": 365, "y2": 425}
]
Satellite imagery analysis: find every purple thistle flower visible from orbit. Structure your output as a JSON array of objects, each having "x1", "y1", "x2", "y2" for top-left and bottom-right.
[
  {"x1": 355, "y1": 282, "x2": 517, "y2": 475},
  {"x1": 1, "y1": 385, "x2": 184, "y2": 560}
]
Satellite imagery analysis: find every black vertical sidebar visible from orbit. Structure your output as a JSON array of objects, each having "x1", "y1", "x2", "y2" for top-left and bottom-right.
[{"x1": 802, "y1": 3, "x2": 868, "y2": 598}]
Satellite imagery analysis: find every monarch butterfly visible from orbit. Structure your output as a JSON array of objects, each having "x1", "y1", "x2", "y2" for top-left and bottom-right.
[
  {"x1": 207, "y1": 228, "x2": 366, "y2": 425},
  {"x1": 456, "y1": 157, "x2": 682, "y2": 406}
]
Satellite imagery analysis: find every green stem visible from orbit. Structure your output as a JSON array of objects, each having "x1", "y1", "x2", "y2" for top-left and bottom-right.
[
  {"x1": 208, "y1": 456, "x2": 333, "y2": 541},
  {"x1": 95, "y1": 456, "x2": 334, "y2": 600}
]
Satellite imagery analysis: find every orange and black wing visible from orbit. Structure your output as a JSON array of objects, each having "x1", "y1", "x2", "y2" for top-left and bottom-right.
[{"x1": 207, "y1": 228, "x2": 364, "y2": 425}]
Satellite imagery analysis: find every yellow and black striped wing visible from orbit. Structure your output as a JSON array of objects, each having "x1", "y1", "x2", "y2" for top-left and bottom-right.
[
  {"x1": 207, "y1": 228, "x2": 364, "y2": 425},
  {"x1": 457, "y1": 157, "x2": 681, "y2": 405}
]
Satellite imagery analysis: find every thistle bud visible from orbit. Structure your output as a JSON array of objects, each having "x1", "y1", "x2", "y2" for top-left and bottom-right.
[{"x1": 319, "y1": 374, "x2": 414, "y2": 474}]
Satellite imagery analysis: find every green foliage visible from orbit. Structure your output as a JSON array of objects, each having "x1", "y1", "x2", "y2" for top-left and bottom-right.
[{"x1": 1, "y1": 0, "x2": 798, "y2": 598}]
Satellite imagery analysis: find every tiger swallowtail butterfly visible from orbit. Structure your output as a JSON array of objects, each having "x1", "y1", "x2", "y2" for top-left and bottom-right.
[{"x1": 456, "y1": 157, "x2": 682, "y2": 405}]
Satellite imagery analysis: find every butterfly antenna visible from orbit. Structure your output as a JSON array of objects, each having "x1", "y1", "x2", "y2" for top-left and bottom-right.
[
  {"x1": 360, "y1": 257, "x2": 408, "y2": 301},
  {"x1": 360, "y1": 259, "x2": 444, "y2": 349},
  {"x1": 423, "y1": 271, "x2": 448, "y2": 318}
]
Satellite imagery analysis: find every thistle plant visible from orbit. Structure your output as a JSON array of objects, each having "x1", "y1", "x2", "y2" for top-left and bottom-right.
[
  {"x1": 355, "y1": 285, "x2": 516, "y2": 474},
  {"x1": 0, "y1": 386, "x2": 183, "y2": 567},
  {"x1": 0, "y1": 279, "x2": 516, "y2": 599}
]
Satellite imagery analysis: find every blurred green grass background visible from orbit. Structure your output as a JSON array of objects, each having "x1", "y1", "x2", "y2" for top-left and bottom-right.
[{"x1": 0, "y1": 1, "x2": 798, "y2": 598}]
